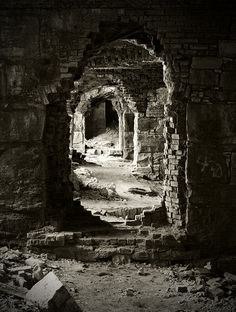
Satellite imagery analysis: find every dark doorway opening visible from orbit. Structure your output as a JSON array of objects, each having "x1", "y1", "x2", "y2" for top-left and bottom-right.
[{"x1": 105, "y1": 100, "x2": 118, "y2": 129}]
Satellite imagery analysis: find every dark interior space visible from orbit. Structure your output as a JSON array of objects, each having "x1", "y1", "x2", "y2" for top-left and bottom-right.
[
  {"x1": 105, "y1": 100, "x2": 118, "y2": 129},
  {"x1": 0, "y1": 1, "x2": 236, "y2": 311}
]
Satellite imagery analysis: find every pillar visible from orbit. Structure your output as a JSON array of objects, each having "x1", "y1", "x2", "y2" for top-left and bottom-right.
[{"x1": 123, "y1": 111, "x2": 134, "y2": 159}]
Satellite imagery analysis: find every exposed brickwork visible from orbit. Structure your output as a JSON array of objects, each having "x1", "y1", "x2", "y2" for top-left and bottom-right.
[
  {"x1": 0, "y1": 0, "x2": 235, "y2": 250},
  {"x1": 26, "y1": 226, "x2": 198, "y2": 264}
]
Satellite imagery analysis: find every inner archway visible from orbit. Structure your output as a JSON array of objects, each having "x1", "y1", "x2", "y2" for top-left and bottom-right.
[
  {"x1": 70, "y1": 37, "x2": 169, "y2": 228},
  {"x1": 84, "y1": 98, "x2": 119, "y2": 154}
]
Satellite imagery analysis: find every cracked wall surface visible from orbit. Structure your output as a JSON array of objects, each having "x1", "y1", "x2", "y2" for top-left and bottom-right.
[{"x1": 0, "y1": 0, "x2": 236, "y2": 250}]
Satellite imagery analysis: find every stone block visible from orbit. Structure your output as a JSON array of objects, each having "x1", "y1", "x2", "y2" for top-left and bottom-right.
[
  {"x1": 26, "y1": 272, "x2": 82, "y2": 312},
  {"x1": 64, "y1": 232, "x2": 74, "y2": 241},
  {"x1": 191, "y1": 57, "x2": 222, "y2": 69},
  {"x1": 208, "y1": 286, "x2": 225, "y2": 300},
  {"x1": 190, "y1": 69, "x2": 218, "y2": 86},
  {"x1": 162, "y1": 234, "x2": 179, "y2": 248},
  {"x1": 132, "y1": 250, "x2": 149, "y2": 261},
  {"x1": 118, "y1": 247, "x2": 133, "y2": 255},
  {"x1": 94, "y1": 247, "x2": 117, "y2": 260},
  {"x1": 219, "y1": 40, "x2": 236, "y2": 57},
  {"x1": 75, "y1": 246, "x2": 96, "y2": 262},
  {"x1": 112, "y1": 254, "x2": 131, "y2": 265}
]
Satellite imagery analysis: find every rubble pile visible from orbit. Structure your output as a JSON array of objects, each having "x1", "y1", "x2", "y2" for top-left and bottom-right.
[
  {"x1": 0, "y1": 246, "x2": 46, "y2": 288},
  {"x1": 1, "y1": 243, "x2": 236, "y2": 311},
  {"x1": 72, "y1": 167, "x2": 119, "y2": 199},
  {"x1": 0, "y1": 246, "x2": 81, "y2": 312},
  {"x1": 85, "y1": 127, "x2": 119, "y2": 151},
  {"x1": 160, "y1": 262, "x2": 236, "y2": 304}
]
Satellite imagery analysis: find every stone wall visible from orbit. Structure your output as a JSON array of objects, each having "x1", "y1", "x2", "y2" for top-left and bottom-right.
[
  {"x1": 43, "y1": 97, "x2": 73, "y2": 228},
  {"x1": 186, "y1": 53, "x2": 236, "y2": 248},
  {"x1": 134, "y1": 88, "x2": 167, "y2": 176},
  {"x1": 85, "y1": 101, "x2": 106, "y2": 139},
  {"x1": 72, "y1": 61, "x2": 165, "y2": 165},
  {"x1": 0, "y1": 0, "x2": 236, "y2": 249},
  {"x1": 123, "y1": 111, "x2": 135, "y2": 159},
  {"x1": 72, "y1": 112, "x2": 85, "y2": 153}
]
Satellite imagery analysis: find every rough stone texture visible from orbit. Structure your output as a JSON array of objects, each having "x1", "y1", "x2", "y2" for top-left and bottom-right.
[
  {"x1": 0, "y1": 0, "x2": 235, "y2": 252},
  {"x1": 26, "y1": 272, "x2": 82, "y2": 312},
  {"x1": 0, "y1": 145, "x2": 45, "y2": 233},
  {"x1": 72, "y1": 58, "x2": 165, "y2": 165}
]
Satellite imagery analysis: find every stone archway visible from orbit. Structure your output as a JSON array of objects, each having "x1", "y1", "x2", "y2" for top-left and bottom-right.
[
  {"x1": 2, "y1": 2, "x2": 235, "y2": 251},
  {"x1": 67, "y1": 34, "x2": 186, "y2": 229},
  {"x1": 71, "y1": 85, "x2": 126, "y2": 155}
]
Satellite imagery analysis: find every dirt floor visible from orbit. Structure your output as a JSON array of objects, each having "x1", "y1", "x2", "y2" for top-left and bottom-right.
[
  {"x1": 1, "y1": 257, "x2": 236, "y2": 312},
  {"x1": 57, "y1": 260, "x2": 236, "y2": 312},
  {"x1": 79, "y1": 154, "x2": 162, "y2": 221}
]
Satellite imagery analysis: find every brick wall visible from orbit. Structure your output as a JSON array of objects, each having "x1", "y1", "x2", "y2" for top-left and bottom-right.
[{"x1": 0, "y1": 0, "x2": 235, "y2": 249}]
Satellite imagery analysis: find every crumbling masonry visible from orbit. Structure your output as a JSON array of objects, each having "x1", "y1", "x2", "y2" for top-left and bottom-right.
[{"x1": 0, "y1": 0, "x2": 236, "y2": 257}]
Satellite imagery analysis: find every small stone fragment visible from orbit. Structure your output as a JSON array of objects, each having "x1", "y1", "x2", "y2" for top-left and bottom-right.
[
  {"x1": 15, "y1": 276, "x2": 28, "y2": 288},
  {"x1": 97, "y1": 271, "x2": 113, "y2": 277},
  {"x1": 25, "y1": 257, "x2": 45, "y2": 268},
  {"x1": 224, "y1": 272, "x2": 236, "y2": 284},
  {"x1": 138, "y1": 267, "x2": 149, "y2": 276},
  {"x1": 9, "y1": 266, "x2": 32, "y2": 273},
  {"x1": 112, "y1": 254, "x2": 131, "y2": 266},
  {"x1": 178, "y1": 270, "x2": 194, "y2": 280},
  {"x1": 71, "y1": 263, "x2": 86, "y2": 273},
  {"x1": 0, "y1": 263, "x2": 6, "y2": 271},
  {"x1": 4, "y1": 250, "x2": 21, "y2": 261},
  {"x1": 0, "y1": 269, "x2": 8, "y2": 282},
  {"x1": 208, "y1": 286, "x2": 225, "y2": 300},
  {"x1": 126, "y1": 288, "x2": 135, "y2": 296},
  {"x1": 190, "y1": 285, "x2": 205, "y2": 293},
  {"x1": 0, "y1": 246, "x2": 9, "y2": 254},
  {"x1": 204, "y1": 262, "x2": 212, "y2": 271},
  {"x1": 206, "y1": 277, "x2": 222, "y2": 288},
  {"x1": 47, "y1": 253, "x2": 57, "y2": 261},
  {"x1": 32, "y1": 265, "x2": 44, "y2": 281}
]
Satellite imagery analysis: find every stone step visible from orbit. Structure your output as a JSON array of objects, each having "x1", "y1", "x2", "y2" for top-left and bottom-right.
[
  {"x1": 26, "y1": 225, "x2": 200, "y2": 264},
  {"x1": 103, "y1": 206, "x2": 153, "y2": 220}
]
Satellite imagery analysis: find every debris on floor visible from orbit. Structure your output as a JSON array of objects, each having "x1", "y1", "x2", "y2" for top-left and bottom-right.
[
  {"x1": 0, "y1": 245, "x2": 236, "y2": 312},
  {"x1": 128, "y1": 187, "x2": 158, "y2": 197},
  {"x1": 26, "y1": 271, "x2": 82, "y2": 312},
  {"x1": 72, "y1": 167, "x2": 119, "y2": 199},
  {"x1": 75, "y1": 155, "x2": 163, "y2": 223},
  {"x1": 85, "y1": 127, "x2": 119, "y2": 155},
  {"x1": 0, "y1": 246, "x2": 81, "y2": 312}
]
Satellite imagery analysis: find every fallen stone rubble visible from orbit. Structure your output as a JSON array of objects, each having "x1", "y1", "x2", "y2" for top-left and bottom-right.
[
  {"x1": 0, "y1": 246, "x2": 82, "y2": 312},
  {"x1": 72, "y1": 167, "x2": 118, "y2": 199},
  {"x1": 1, "y1": 243, "x2": 236, "y2": 311},
  {"x1": 163, "y1": 262, "x2": 236, "y2": 301}
]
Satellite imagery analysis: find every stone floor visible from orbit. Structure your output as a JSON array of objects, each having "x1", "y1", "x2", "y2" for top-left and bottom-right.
[{"x1": 77, "y1": 154, "x2": 162, "y2": 222}]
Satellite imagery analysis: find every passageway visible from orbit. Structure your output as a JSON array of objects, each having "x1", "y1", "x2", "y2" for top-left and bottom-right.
[
  {"x1": 70, "y1": 38, "x2": 166, "y2": 229},
  {"x1": 1, "y1": 2, "x2": 236, "y2": 311},
  {"x1": 76, "y1": 154, "x2": 163, "y2": 224},
  {"x1": 85, "y1": 99, "x2": 120, "y2": 154}
]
